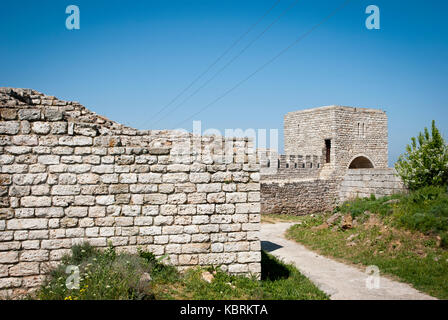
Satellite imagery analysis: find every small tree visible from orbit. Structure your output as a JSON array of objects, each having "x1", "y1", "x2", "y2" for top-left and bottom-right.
[{"x1": 395, "y1": 120, "x2": 448, "y2": 190}]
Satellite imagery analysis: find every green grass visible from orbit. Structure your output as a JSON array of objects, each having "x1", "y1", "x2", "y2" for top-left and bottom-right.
[
  {"x1": 261, "y1": 213, "x2": 304, "y2": 223},
  {"x1": 284, "y1": 187, "x2": 448, "y2": 299},
  {"x1": 334, "y1": 186, "x2": 448, "y2": 245},
  {"x1": 36, "y1": 243, "x2": 328, "y2": 300}
]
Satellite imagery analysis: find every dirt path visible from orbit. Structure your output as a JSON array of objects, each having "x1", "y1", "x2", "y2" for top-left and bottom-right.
[{"x1": 260, "y1": 222, "x2": 436, "y2": 300}]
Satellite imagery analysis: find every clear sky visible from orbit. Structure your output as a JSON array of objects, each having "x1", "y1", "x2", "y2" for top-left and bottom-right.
[{"x1": 1, "y1": 0, "x2": 447, "y2": 165}]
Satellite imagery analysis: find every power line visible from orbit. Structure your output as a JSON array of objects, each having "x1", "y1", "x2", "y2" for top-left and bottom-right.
[
  {"x1": 173, "y1": 0, "x2": 352, "y2": 129},
  {"x1": 149, "y1": 0, "x2": 299, "y2": 129},
  {"x1": 140, "y1": 0, "x2": 281, "y2": 129}
]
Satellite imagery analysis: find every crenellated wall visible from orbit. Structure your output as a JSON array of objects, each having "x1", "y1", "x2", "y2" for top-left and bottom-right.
[
  {"x1": 0, "y1": 88, "x2": 261, "y2": 297},
  {"x1": 258, "y1": 150, "x2": 322, "y2": 180},
  {"x1": 260, "y1": 105, "x2": 405, "y2": 216}
]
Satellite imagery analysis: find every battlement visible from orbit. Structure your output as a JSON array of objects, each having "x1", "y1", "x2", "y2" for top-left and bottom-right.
[
  {"x1": 260, "y1": 104, "x2": 401, "y2": 216},
  {"x1": 258, "y1": 152, "x2": 322, "y2": 169},
  {"x1": 257, "y1": 149, "x2": 322, "y2": 180}
]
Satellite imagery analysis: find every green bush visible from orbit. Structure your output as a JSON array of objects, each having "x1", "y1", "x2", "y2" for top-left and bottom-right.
[
  {"x1": 335, "y1": 194, "x2": 400, "y2": 219},
  {"x1": 393, "y1": 186, "x2": 448, "y2": 235},
  {"x1": 395, "y1": 120, "x2": 448, "y2": 190},
  {"x1": 38, "y1": 243, "x2": 160, "y2": 300},
  {"x1": 67, "y1": 242, "x2": 100, "y2": 265},
  {"x1": 137, "y1": 248, "x2": 177, "y2": 280},
  {"x1": 37, "y1": 244, "x2": 328, "y2": 300},
  {"x1": 337, "y1": 186, "x2": 448, "y2": 238},
  {"x1": 440, "y1": 232, "x2": 448, "y2": 248}
]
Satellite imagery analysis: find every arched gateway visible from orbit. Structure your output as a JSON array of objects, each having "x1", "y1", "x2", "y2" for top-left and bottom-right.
[{"x1": 348, "y1": 156, "x2": 374, "y2": 169}]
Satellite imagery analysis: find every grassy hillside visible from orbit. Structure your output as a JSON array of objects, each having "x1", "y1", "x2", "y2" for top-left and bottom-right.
[{"x1": 285, "y1": 186, "x2": 448, "y2": 299}]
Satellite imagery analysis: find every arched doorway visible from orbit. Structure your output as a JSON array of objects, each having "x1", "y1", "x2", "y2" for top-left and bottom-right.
[{"x1": 348, "y1": 156, "x2": 374, "y2": 169}]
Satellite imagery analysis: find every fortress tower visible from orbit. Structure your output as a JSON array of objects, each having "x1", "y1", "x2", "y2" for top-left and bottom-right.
[
  {"x1": 259, "y1": 105, "x2": 404, "y2": 215},
  {"x1": 284, "y1": 106, "x2": 388, "y2": 176}
]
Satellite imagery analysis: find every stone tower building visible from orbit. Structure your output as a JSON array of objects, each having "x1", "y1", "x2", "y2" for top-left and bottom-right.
[
  {"x1": 260, "y1": 105, "x2": 405, "y2": 215},
  {"x1": 284, "y1": 106, "x2": 388, "y2": 176}
]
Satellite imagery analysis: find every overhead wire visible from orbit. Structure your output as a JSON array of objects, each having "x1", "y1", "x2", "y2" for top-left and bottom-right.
[
  {"x1": 173, "y1": 0, "x2": 352, "y2": 129},
  {"x1": 150, "y1": 0, "x2": 300, "y2": 129},
  {"x1": 140, "y1": 0, "x2": 282, "y2": 129}
]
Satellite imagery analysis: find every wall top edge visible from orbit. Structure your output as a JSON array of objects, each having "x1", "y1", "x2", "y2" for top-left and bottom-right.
[{"x1": 285, "y1": 105, "x2": 386, "y2": 116}]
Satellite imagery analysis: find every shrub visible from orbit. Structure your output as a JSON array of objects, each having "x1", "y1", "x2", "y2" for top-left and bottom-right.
[
  {"x1": 393, "y1": 186, "x2": 448, "y2": 235},
  {"x1": 138, "y1": 248, "x2": 175, "y2": 278},
  {"x1": 67, "y1": 242, "x2": 99, "y2": 265},
  {"x1": 335, "y1": 194, "x2": 399, "y2": 218},
  {"x1": 37, "y1": 245, "x2": 328, "y2": 300},
  {"x1": 395, "y1": 120, "x2": 448, "y2": 190},
  {"x1": 336, "y1": 186, "x2": 448, "y2": 237},
  {"x1": 440, "y1": 232, "x2": 448, "y2": 248},
  {"x1": 38, "y1": 243, "x2": 158, "y2": 300}
]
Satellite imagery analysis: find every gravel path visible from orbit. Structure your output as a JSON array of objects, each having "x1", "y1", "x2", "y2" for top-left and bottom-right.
[{"x1": 260, "y1": 222, "x2": 436, "y2": 300}]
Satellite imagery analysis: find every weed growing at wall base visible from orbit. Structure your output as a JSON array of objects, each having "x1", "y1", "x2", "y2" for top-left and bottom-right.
[
  {"x1": 36, "y1": 243, "x2": 328, "y2": 300},
  {"x1": 38, "y1": 243, "x2": 160, "y2": 300}
]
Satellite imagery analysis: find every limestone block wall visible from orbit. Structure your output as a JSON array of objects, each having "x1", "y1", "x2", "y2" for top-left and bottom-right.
[
  {"x1": 333, "y1": 107, "x2": 388, "y2": 174},
  {"x1": 284, "y1": 107, "x2": 335, "y2": 159},
  {"x1": 261, "y1": 178, "x2": 339, "y2": 216},
  {"x1": 260, "y1": 169, "x2": 405, "y2": 216},
  {"x1": 339, "y1": 169, "x2": 406, "y2": 202},
  {"x1": 0, "y1": 88, "x2": 261, "y2": 297},
  {"x1": 260, "y1": 169, "x2": 406, "y2": 216}
]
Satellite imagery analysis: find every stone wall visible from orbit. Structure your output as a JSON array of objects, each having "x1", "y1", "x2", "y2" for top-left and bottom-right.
[
  {"x1": 333, "y1": 107, "x2": 388, "y2": 174},
  {"x1": 258, "y1": 151, "x2": 321, "y2": 180},
  {"x1": 260, "y1": 169, "x2": 406, "y2": 216},
  {"x1": 0, "y1": 88, "x2": 261, "y2": 297},
  {"x1": 261, "y1": 178, "x2": 339, "y2": 216},
  {"x1": 284, "y1": 107, "x2": 335, "y2": 159},
  {"x1": 284, "y1": 106, "x2": 388, "y2": 176},
  {"x1": 339, "y1": 169, "x2": 406, "y2": 202},
  {"x1": 260, "y1": 105, "x2": 395, "y2": 217}
]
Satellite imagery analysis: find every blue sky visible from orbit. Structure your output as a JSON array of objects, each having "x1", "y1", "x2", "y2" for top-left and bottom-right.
[{"x1": 1, "y1": 0, "x2": 447, "y2": 165}]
